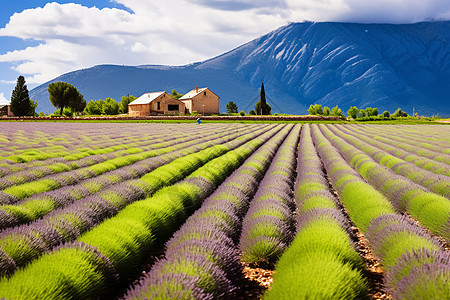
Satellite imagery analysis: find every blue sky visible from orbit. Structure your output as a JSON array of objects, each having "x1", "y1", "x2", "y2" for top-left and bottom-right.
[{"x1": 1, "y1": 1, "x2": 450, "y2": 107}]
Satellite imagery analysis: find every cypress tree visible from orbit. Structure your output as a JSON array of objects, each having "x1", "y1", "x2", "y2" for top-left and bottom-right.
[
  {"x1": 10, "y1": 76, "x2": 31, "y2": 116},
  {"x1": 260, "y1": 82, "x2": 267, "y2": 115}
]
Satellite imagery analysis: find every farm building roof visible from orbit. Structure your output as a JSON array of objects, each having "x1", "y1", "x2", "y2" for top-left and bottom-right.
[
  {"x1": 130, "y1": 91, "x2": 166, "y2": 105},
  {"x1": 179, "y1": 88, "x2": 208, "y2": 100}
]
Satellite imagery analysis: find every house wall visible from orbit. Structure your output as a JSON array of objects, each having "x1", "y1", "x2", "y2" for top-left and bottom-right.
[
  {"x1": 191, "y1": 90, "x2": 219, "y2": 115},
  {"x1": 183, "y1": 100, "x2": 193, "y2": 114},
  {"x1": 162, "y1": 98, "x2": 185, "y2": 115},
  {"x1": 128, "y1": 103, "x2": 151, "y2": 116}
]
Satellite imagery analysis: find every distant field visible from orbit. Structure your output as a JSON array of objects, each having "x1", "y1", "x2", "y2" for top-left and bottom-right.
[{"x1": 0, "y1": 122, "x2": 448, "y2": 299}]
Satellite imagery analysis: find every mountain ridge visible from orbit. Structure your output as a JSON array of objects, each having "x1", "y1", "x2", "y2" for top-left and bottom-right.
[{"x1": 30, "y1": 21, "x2": 450, "y2": 116}]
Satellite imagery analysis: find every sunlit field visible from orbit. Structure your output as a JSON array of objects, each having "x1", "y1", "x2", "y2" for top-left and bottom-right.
[{"x1": 0, "y1": 122, "x2": 448, "y2": 299}]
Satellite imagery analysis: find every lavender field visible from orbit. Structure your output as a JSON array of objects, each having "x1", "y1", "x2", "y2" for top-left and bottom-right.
[{"x1": 0, "y1": 122, "x2": 448, "y2": 299}]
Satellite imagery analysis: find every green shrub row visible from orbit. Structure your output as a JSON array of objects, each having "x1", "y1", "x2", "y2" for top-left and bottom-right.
[
  {"x1": 267, "y1": 125, "x2": 369, "y2": 299},
  {"x1": 125, "y1": 125, "x2": 295, "y2": 299},
  {"x1": 0, "y1": 125, "x2": 285, "y2": 299},
  {"x1": 349, "y1": 125, "x2": 450, "y2": 163},
  {"x1": 0, "y1": 124, "x2": 275, "y2": 276},
  {"x1": 310, "y1": 124, "x2": 395, "y2": 232},
  {"x1": 319, "y1": 125, "x2": 450, "y2": 241},
  {"x1": 1, "y1": 125, "x2": 248, "y2": 201},
  {"x1": 266, "y1": 211, "x2": 369, "y2": 300},
  {"x1": 336, "y1": 124, "x2": 450, "y2": 177},
  {"x1": 327, "y1": 125, "x2": 449, "y2": 196},
  {"x1": 0, "y1": 124, "x2": 269, "y2": 230},
  {"x1": 239, "y1": 124, "x2": 300, "y2": 265}
]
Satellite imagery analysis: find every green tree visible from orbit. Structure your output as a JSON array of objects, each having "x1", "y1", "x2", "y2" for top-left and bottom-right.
[
  {"x1": 358, "y1": 109, "x2": 366, "y2": 118},
  {"x1": 48, "y1": 82, "x2": 84, "y2": 116},
  {"x1": 171, "y1": 89, "x2": 184, "y2": 100},
  {"x1": 255, "y1": 101, "x2": 271, "y2": 115},
  {"x1": 392, "y1": 108, "x2": 408, "y2": 117},
  {"x1": 382, "y1": 111, "x2": 390, "y2": 118},
  {"x1": 308, "y1": 104, "x2": 323, "y2": 115},
  {"x1": 10, "y1": 76, "x2": 31, "y2": 116},
  {"x1": 102, "y1": 98, "x2": 119, "y2": 115},
  {"x1": 226, "y1": 101, "x2": 238, "y2": 114},
  {"x1": 28, "y1": 99, "x2": 38, "y2": 116},
  {"x1": 372, "y1": 108, "x2": 379, "y2": 116},
  {"x1": 249, "y1": 110, "x2": 256, "y2": 115},
  {"x1": 347, "y1": 106, "x2": 359, "y2": 119},
  {"x1": 119, "y1": 95, "x2": 137, "y2": 114},
  {"x1": 84, "y1": 100, "x2": 102, "y2": 115},
  {"x1": 323, "y1": 106, "x2": 331, "y2": 116},
  {"x1": 239, "y1": 110, "x2": 246, "y2": 116},
  {"x1": 258, "y1": 83, "x2": 271, "y2": 115},
  {"x1": 331, "y1": 105, "x2": 344, "y2": 117}
]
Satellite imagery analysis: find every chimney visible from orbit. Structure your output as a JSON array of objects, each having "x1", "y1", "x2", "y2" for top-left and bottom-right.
[{"x1": 196, "y1": 86, "x2": 198, "y2": 93}]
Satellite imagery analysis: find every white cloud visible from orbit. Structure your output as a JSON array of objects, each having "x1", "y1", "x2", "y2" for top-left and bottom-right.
[
  {"x1": 0, "y1": 92, "x2": 9, "y2": 105},
  {"x1": 0, "y1": 0, "x2": 449, "y2": 88}
]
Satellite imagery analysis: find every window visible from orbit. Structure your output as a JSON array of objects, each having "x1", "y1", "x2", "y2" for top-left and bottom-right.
[
  {"x1": 157, "y1": 102, "x2": 160, "y2": 110},
  {"x1": 168, "y1": 104, "x2": 179, "y2": 111},
  {"x1": 204, "y1": 91, "x2": 207, "y2": 96}
]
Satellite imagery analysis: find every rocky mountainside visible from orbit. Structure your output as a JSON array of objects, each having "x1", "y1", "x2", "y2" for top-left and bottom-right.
[{"x1": 31, "y1": 21, "x2": 450, "y2": 116}]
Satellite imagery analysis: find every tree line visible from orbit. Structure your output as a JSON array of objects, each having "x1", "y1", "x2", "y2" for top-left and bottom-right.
[{"x1": 7, "y1": 76, "x2": 413, "y2": 119}]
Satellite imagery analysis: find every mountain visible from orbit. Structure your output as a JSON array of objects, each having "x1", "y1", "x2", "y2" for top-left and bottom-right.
[{"x1": 31, "y1": 21, "x2": 450, "y2": 116}]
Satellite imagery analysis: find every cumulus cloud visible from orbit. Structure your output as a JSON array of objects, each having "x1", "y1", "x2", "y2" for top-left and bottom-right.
[
  {"x1": 0, "y1": 0, "x2": 449, "y2": 89},
  {"x1": 0, "y1": 92, "x2": 9, "y2": 105}
]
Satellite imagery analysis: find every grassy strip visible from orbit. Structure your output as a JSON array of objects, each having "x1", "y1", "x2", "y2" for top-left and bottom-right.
[
  {"x1": 266, "y1": 125, "x2": 369, "y2": 299},
  {"x1": 124, "y1": 125, "x2": 294, "y2": 299},
  {"x1": 0, "y1": 125, "x2": 284, "y2": 298}
]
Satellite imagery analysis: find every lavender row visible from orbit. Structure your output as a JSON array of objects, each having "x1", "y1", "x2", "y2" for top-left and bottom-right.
[
  {"x1": 267, "y1": 124, "x2": 368, "y2": 299},
  {"x1": 348, "y1": 124, "x2": 450, "y2": 162},
  {"x1": 353, "y1": 124, "x2": 450, "y2": 151},
  {"x1": 0, "y1": 124, "x2": 274, "y2": 277},
  {"x1": 0, "y1": 124, "x2": 235, "y2": 194},
  {"x1": 124, "y1": 125, "x2": 294, "y2": 299},
  {"x1": 311, "y1": 125, "x2": 449, "y2": 298},
  {"x1": 326, "y1": 124, "x2": 449, "y2": 196},
  {"x1": 318, "y1": 125, "x2": 450, "y2": 241},
  {"x1": 0, "y1": 124, "x2": 254, "y2": 204},
  {"x1": 0, "y1": 133, "x2": 185, "y2": 189},
  {"x1": 0, "y1": 123, "x2": 255, "y2": 186},
  {"x1": 0, "y1": 123, "x2": 249, "y2": 173},
  {"x1": 238, "y1": 124, "x2": 300, "y2": 265},
  {"x1": 366, "y1": 215, "x2": 449, "y2": 299},
  {"x1": 339, "y1": 124, "x2": 450, "y2": 176},
  {"x1": 0, "y1": 125, "x2": 286, "y2": 298},
  {"x1": 0, "y1": 124, "x2": 266, "y2": 228}
]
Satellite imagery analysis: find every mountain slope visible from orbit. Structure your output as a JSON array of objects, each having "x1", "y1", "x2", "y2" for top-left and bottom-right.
[{"x1": 31, "y1": 21, "x2": 450, "y2": 116}]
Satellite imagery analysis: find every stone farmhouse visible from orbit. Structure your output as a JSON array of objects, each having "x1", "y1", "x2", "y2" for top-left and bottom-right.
[
  {"x1": 179, "y1": 87, "x2": 220, "y2": 115},
  {"x1": 128, "y1": 87, "x2": 219, "y2": 116},
  {"x1": 128, "y1": 91, "x2": 185, "y2": 116}
]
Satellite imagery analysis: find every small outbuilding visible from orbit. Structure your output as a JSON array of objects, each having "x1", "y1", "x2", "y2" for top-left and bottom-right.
[
  {"x1": 179, "y1": 87, "x2": 219, "y2": 115},
  {"x1": 128, "y1": 91, "x2": 185, "y2": 116},
  {"x1": 0, "y1": 100, "x2": 13, "y2": 117}
]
